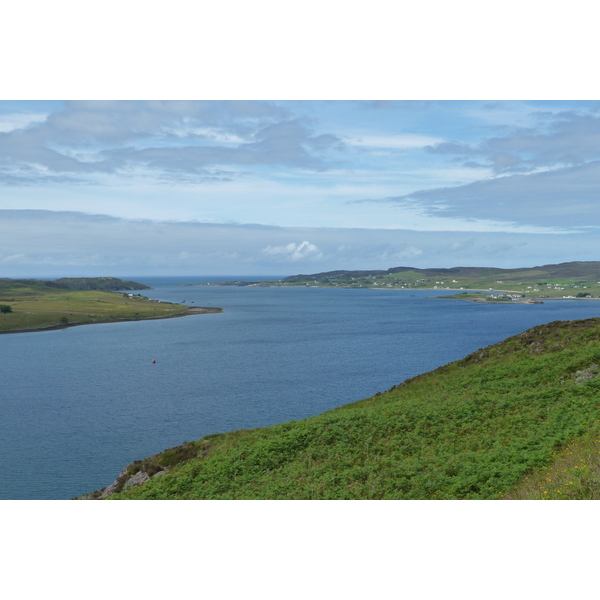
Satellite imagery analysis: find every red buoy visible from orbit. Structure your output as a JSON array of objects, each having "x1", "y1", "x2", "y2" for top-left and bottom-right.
[{"x1": 152, "y1": 359, "x2": 156, "y2": 364}]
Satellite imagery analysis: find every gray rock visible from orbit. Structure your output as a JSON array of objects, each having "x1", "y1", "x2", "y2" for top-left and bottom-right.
[{"x1": 122, "y1": 470, "x2": 150, "y2": 490}]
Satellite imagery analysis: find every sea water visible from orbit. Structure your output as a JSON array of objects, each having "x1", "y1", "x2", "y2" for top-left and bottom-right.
[{"x1": 2, "y1": 278, "x2": 599, "y2": 500}]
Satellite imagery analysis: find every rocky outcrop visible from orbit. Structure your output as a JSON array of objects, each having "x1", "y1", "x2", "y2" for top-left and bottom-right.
[
  {"x1": 574, "y1": 364, "x2": 600, "y2": 384},
  {"x1": 78, "y1": 464, "x2": 160, "y2": 500},
  {"x1": 75, "y1": 440, "x2": 209, "y2": 499}
]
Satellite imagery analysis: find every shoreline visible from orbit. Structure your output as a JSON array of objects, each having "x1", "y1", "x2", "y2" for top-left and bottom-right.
[
  {"x1": 202, "y1": 282, "x2": 600, "y2": 300},
  {"x1": 0, "y1": 306, "x2": 222, "y2": 335},
  {"x1": 429, "y1": 291, "x2": 600, "y2": 304}
]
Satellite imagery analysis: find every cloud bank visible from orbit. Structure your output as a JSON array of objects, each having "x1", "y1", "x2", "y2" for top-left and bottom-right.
[
  {"x1": 0, "y1": 101, "x2": 345, "y2": 186},
  {"x1": 1, "y1": 210, "x2": 598, "y2": 278}
]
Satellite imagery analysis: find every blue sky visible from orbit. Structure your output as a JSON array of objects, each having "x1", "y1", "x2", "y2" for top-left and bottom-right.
[{"x1": 1, "y1": 99, "x2": 600, "y2": 276}]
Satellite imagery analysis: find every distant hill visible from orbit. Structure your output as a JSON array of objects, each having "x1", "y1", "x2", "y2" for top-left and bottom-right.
[
  {"x1": 281, "y1": 261, "x2": 600, "y2": 284},
  {"x1": 0, "y1": 277, "x2": 150, "y2": 292},
  {"x1": 208, "y1": 261, "x2": 600, "y2": 300},
  {"x1": 84, "y1": 317, "x2": 600, "y2": 500},
  {"x1": 52, "y1": 277, "x2": 151, "y2": 291}
]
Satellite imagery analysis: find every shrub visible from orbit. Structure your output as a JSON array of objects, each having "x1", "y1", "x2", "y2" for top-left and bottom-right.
[{"x1": 0, "y1": 305, "x2": 12, "y2": 313}]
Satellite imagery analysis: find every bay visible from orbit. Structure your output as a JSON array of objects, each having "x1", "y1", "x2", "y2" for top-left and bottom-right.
[{"x1": 2, "y1": 276, "x2": 599, "y2": 500}]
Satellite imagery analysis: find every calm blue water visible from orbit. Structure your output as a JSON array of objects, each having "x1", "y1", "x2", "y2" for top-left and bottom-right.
[{"x1": 2, "y1": 277, "x2": 599, "y2": 500}]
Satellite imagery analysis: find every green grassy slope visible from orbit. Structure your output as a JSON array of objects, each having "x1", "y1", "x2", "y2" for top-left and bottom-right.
[
  {"x1": 51, "y1": 277, "x2": 151, "y2": 291},
  {"x1": 0, "y1": 278, "x2": 221, "y2": 333},
  {"x1": 0, "y1": 276, "x2": 149, "y2": 293},
  {"x1": 98, "y1": 318, "x2": 600, "y2": 500}
]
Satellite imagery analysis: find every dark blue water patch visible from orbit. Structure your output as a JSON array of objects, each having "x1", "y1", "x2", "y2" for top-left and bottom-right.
[{"x1": 1, "y1": 284, "x2": 599, "y2": 499}]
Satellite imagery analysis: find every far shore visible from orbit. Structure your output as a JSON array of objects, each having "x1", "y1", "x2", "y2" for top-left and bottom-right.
[
  {"x1": 0, "y1": 306, "x2": 222, "y2": 335},
  {"x1": 287, "y1": 284, "x2": 600, "y2": 300},
  {"x1": 429, "y1": 290, "x2": 600, "y2": 304},
  {"x1": 197, "y1": 281, "x2": 600, "y2": 300}
]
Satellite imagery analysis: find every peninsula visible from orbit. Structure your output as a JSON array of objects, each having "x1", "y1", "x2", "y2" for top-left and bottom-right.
[{"x1": 0, "y1": 277, "x2": 221, "y2": 334}]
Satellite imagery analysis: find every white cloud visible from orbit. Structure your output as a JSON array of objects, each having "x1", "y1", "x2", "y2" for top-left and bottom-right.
[
  {"x1": 262, "y1": 241, "x2": 323, "y2": 261},
  {"x1": 166, "y1": 127, "x2": 248, "y2": 144},
  {"x1": 397, "y1": 246, "x2": 423, "y2": 258},
  {"x1": 0, "y1": 113, "x2": 48, "y2": 133},
  {"x1": 1, "y1": 253, "x2": 27, "y2": 263},
  {"x1": 380, "y1": 160, "x2": 600, "y2": 230},
  {"x1": 347, "y1": 134, "x2": 445, "y2": 149}
]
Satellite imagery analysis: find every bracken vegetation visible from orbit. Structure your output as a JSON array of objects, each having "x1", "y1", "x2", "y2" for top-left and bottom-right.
[{"x1": 99, "y1": 317, "x2": 600, "y2": 500}]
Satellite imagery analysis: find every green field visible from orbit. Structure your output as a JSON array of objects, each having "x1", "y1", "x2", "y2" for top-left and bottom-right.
[
  {"x1": 84, "y1": 317, "x2": 600, "y2": 500},
  {"x1": 0, "y1": 278, "x2": 221, "y2": 333}
]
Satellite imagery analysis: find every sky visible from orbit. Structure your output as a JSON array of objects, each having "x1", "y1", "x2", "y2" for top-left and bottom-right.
[
  {"x1": 1, "y1": 99, "x2": 600, "y2": 277},
  {"x1": 2, "y1": 1, "x2": 599, "y2": 279}
]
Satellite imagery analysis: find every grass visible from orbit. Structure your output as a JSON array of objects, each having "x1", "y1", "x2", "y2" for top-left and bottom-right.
[
  {"x1": 0, "y1": 282, "x2": 221, "y2": 333},
  {"x1": 94, "y1": 317, "x2": 600, "y2": 500},
  {"x1": 503, "y1": 423, "x2": 600, "y2": 499}
]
